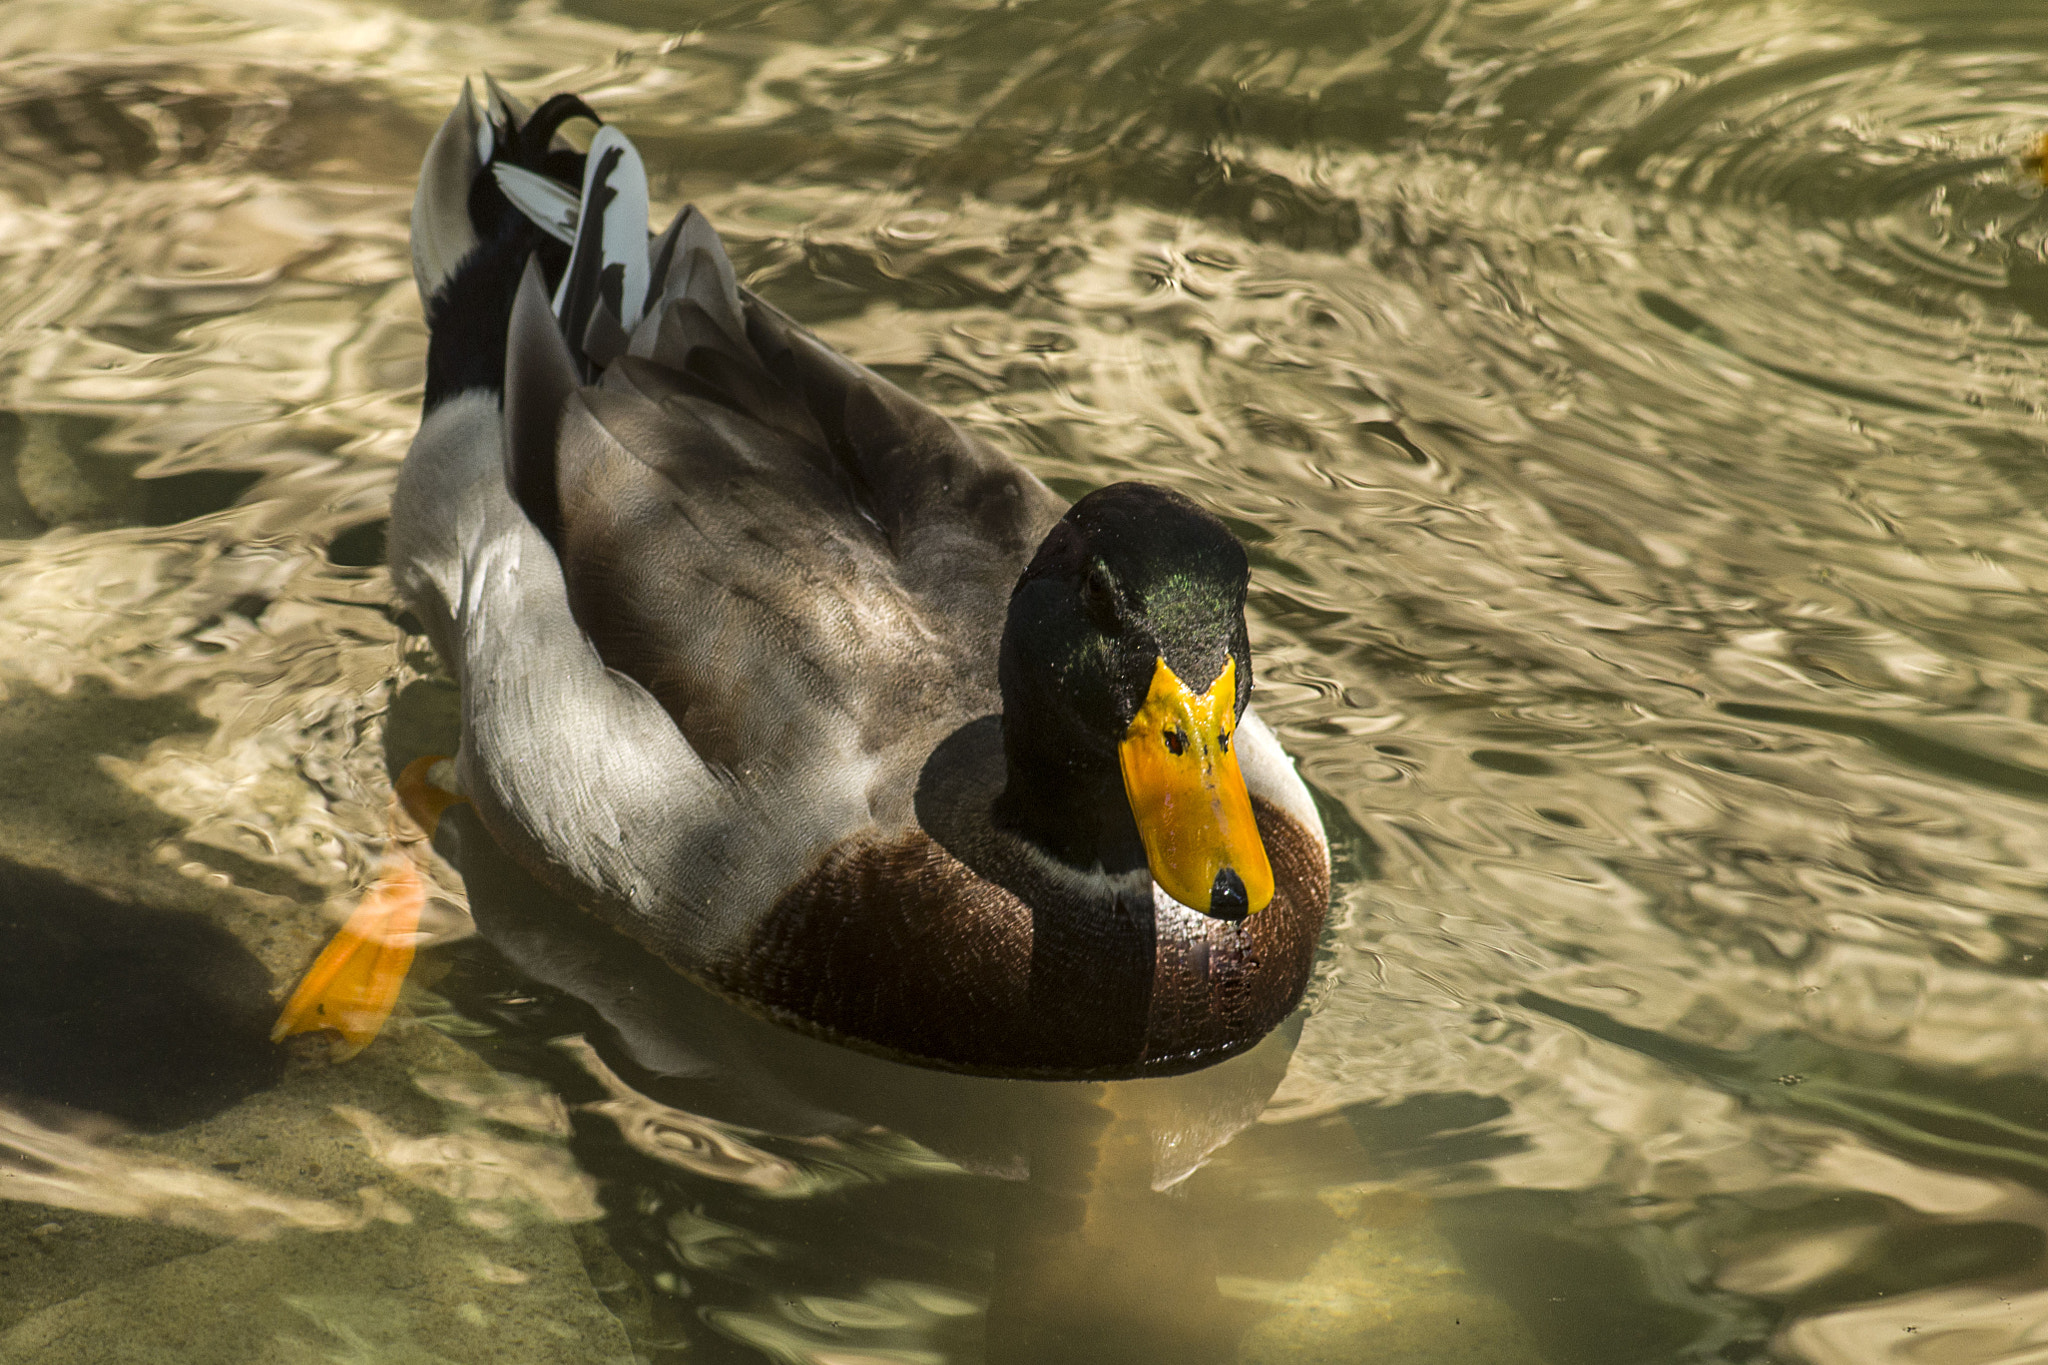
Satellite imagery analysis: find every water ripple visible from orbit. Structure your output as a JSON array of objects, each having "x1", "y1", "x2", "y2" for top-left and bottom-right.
[{"x1": 12, "y1": 0, "x2": 2048, "y2": 1358}]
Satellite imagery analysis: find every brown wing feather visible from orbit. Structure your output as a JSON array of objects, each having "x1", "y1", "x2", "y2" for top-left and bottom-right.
[
  {"x1": 550, "y1": 232, "x2": 1063, "y2": 800},
  {"x1": 555, "y1": 375, "x2": 927, "y2": 777}
]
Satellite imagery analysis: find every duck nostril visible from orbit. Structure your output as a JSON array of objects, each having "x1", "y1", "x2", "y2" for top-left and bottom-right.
[
  {"x1": 1209, "y1": 866, "x2": 1248, "y2": 921},
  {"x1": 1164, "y1": 727, "x2": 1187, "y2": 756}
]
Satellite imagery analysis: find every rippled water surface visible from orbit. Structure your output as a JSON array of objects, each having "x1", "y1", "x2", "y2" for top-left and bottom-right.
[{"x1": 9, "y1": 1, "x2": 2048, "y2": 1361}]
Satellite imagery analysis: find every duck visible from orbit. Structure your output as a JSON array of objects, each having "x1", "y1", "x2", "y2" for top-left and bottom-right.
[{"x1": 274, "y1": 80, "x2": 1330, "y2": 1080}]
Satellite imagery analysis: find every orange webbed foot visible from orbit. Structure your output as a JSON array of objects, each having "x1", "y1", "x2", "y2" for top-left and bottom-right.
[
  {"x1": 272, "y1": 756, "x2": 465, "y2": 1062},
  {"x1": 270, "y1": 855, "x2": 426, "y2": 1061}
]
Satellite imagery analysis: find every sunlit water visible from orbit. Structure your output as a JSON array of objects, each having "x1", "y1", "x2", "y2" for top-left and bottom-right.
[{"x1": 7, "y1": 0, "x2": 2048, "y2": 1361}]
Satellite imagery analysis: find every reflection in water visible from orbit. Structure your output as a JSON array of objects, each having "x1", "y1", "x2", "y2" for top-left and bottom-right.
[
  {"x1": 1787, "y1": 1282, "x2": 2048, "y2": 1365},
  {"x1": 0, "y1": 1104, "x2": 367, "y2": 1239},
  {"x1": 4, "y1": 0, "x2": 2048, "y2": 1360},
  {"x1": 436, "y1": 791, "x2": 1311, "y2": 1362},
  {"x1": 330, "y1": 1103, "x2": 600, "y2": 1228},
  {"x1": 558, "y1": 1035, "x2": 816, "y2": 1195}
]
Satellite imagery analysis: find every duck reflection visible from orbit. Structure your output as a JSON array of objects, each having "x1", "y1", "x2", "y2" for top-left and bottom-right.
[{"x1": 432, "y1": 796, "x2": 1301, "y2": 1364}]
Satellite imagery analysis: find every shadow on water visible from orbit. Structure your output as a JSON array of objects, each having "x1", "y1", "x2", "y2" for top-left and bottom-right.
[
  {"x1": 0, "y1": 413, "x2": 263, "y2": 537},
  {"x1": 1721, "y1": 702, "x2": 2048, "y2": 809},
  {"x1": 0, "y1": 861, "x2": 281, "y2": 1130},
  {"x1": 0, "y1": 682, "x2": 300, "y2": 1131},
  {"x1": 0, "y1": 678, "x2": 330, "y2": 909}
]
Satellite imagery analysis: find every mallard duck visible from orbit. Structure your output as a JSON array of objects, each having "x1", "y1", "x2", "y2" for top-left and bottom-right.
[{"x1": 277, "y1": 81, "x2": 1330, "y2": 1079}]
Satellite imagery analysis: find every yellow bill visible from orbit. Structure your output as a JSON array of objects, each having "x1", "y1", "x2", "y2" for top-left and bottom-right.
[{"x1": 1116, "y1": 656, "x2": 1274, "y2": 918}]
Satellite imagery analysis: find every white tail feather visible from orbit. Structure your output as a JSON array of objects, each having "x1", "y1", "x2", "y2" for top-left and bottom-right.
[
  {"x1": 492, "y1": 164, "x2": 580, "y2": 245},
  {"x1": 483, "y1": 74, "x2": 528, "y2": 130},
  {"x1": 549, "y1": 124, "x2": 652, "y2": 334},
  {"x1": 474, "y1": 100, "x2": 495, "y2": 166},
  {"x1": 410, "y1": 79, "x2": 483, "y2": 305}
]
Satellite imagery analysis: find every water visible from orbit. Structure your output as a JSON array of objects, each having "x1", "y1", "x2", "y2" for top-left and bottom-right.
[{"x1": 5, "y1": 0, "x2": 2048, "y2": 1360}]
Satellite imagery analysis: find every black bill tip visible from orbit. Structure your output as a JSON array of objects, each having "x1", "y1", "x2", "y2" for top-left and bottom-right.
[{"x1": 1208, "y1": 866, "x2": 1249, "y2": 921}]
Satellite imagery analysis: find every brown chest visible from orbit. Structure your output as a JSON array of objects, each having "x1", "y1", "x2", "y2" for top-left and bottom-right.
[{"x1": 729, "y1": 798, "x2": 1329, "y2": 1078}]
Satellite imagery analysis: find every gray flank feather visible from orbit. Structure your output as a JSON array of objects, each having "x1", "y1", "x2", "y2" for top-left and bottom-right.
[
  {"x1": 581, "y1": 301, "x2": 632, "y2": 371},
  {"x1": 388, "y1": 391, "x2": 776, "y2": 960},
  {"x1": 504, "y1": 260, "x2": 580, "y2": 539}
]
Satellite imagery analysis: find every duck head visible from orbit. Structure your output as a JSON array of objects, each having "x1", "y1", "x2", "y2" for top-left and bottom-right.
[{"x1": 996, "y1": 482, "x2": 1274, "y2": 920}]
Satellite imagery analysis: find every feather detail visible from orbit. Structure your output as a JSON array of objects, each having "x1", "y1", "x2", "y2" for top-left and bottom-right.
[
  {"x1": 483, "y1": 74, "x2": 529, "y2": 131},
  {"x1": 632, "y1": 206, "x2": 747, "y2": 361},
  {"x1": 474, "y1": 98, "x2": 494, "y2": 166},
  {"x1": 504, "y1": 258, "x2": 581, "y2": 548},
  {"x1": 410, "y1": 78, "x2": 482, "y2": 306},
  {"x1": 550, "y1": 124, "x2": 652, "y2": 351},
  {"x1": 491, "y1": 163, "x2": 579, "y2": 245}
]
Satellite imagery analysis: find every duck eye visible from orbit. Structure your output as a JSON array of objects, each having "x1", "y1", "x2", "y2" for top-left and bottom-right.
[{"x1": 1164, "y1": 727, "x2": 1187, "y2": 756}]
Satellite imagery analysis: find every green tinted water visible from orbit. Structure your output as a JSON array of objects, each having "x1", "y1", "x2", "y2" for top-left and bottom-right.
[{"x1": 6, "y1": 1, "x2": 2048, "y2": 1361}]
